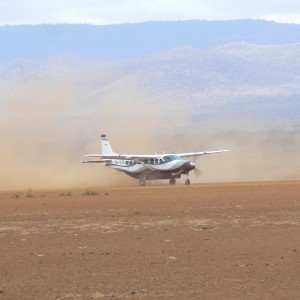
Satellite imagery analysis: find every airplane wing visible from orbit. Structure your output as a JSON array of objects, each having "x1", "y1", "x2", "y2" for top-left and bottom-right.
[
  {"x1": 178, "y1": 150, "x2": 229, "y2": 158},
  {"x1": 84, "y1": 150, "x2": 229, "y2": 160}
]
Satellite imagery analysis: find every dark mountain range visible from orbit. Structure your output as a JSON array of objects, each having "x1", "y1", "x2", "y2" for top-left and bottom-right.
[{"x1": 1, "y1": 20, "x2": 300, "y2": 63}]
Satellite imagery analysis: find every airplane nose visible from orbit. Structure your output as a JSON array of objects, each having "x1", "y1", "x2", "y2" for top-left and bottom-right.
[{"x1": 189, "y1": 162, "x2": 196, "y2": 169}]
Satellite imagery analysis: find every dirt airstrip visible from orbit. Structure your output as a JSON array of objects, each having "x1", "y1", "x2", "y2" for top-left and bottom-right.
[{"x1": 0, "y1": 181, "x2": 299, "y2": 299}]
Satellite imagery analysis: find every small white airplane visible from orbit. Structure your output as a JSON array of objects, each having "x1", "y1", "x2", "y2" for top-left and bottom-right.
[{"x1": 82, "y1": 134, "x2": 228, "y2": 186}]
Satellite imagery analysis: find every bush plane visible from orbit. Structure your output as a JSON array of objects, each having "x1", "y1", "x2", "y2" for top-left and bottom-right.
[{"x1": 82, "y1": 134, "x2": 228, "y2": 186}]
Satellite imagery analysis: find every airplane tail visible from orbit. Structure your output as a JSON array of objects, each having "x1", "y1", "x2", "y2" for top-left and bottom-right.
[{"x1": 101, "y1": 134, "x2": 117, "y2": 155}]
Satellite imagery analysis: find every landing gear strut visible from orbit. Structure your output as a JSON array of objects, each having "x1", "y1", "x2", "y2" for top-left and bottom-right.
[
  {"x1": 185, "y1": 178, "x2": 191, "y2": 185},
  {"x1": 139, "y1": 179, "x2": 146, "y2": 186},
  {"x1": 169, "y1": 178, "x2": 176, "y2": 185},
  {"x1": 184, "y1": 173, "x2": 191, "y2": 185}
]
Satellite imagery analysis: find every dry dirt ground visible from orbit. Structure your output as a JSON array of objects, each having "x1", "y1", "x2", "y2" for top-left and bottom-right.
[{"x1": 0, "y1": 181, "x2": 299, "y2": 300}]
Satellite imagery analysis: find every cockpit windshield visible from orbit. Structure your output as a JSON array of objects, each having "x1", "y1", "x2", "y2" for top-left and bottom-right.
[{"x1": 163, "y1": 155, "x2": 182, "y2": 162}]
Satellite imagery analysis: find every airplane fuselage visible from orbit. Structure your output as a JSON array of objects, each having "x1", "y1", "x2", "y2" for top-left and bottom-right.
[{"x1": 105, "y1": 155, "x2": 195, "y2": 180}]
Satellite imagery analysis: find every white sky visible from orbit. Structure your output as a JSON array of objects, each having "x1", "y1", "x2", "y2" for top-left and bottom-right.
[{"x1": 1, "y1": 0, "x2": 300, "y2": 25}]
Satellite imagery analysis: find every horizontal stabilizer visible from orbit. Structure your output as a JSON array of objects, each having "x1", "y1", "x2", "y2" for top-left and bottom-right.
[
  {"x1": 81, "y1": 159, "x2": 111, "y2": 163},
  {"x1": 84, "y1": 154, "x2": 161, "y2": 160}
]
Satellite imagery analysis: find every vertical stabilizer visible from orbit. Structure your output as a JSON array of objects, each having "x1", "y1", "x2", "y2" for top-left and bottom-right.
[{"x1": 101, "y1": 134, "x2": 117, "y2": 155}]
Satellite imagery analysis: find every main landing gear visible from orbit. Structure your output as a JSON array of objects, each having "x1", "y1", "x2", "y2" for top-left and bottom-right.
[
  {"x1": 139, "y1": 179, "x2": 146, "y2": 186},
  {"x1": 139, "y1": 177, "x2": 190, "y2": 186},
  {"x1": 169, "y1": 178, "x2": 176, "y2": 185}
]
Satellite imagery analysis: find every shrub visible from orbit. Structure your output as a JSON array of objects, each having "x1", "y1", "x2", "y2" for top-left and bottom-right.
[
  {"x1": 84, "y1": 188, "x2": 98, "y2": 196},
  {"x1": 59, "y1": 191, "x2": 73, "y2": 197}
]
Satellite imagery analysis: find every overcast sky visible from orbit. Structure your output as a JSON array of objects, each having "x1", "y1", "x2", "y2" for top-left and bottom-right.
[{"x1": 1, "y1": 0, "x2": 300, "y2": 25}]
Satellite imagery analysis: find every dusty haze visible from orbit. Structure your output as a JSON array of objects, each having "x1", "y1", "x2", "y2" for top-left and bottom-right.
[{"x1": 0, "y1": 61, "x2": 299, "y2": 190}]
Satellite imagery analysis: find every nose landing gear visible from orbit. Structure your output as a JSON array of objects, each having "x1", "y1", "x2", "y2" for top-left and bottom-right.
[{"x1": 184, "y1": 173, "x2": 191, "y2": 185}]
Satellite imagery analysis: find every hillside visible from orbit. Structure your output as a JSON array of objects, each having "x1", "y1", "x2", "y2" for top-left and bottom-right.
[{"x1": 1, "y1": 41, "x2": 299, "y2": 129}]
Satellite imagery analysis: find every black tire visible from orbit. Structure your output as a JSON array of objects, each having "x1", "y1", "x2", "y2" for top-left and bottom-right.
[
  {"x1": 139, "y1": 179, "x2": 146, "y2": 186},
  {"x1": 169, "y1": 178, "x2": 176, "y2": 185},
  {"x1": 185, "y1": 178, "x2": 191, "y2": 185}
]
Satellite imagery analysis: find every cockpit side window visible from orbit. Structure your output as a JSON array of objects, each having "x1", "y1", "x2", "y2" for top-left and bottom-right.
[
  {"x1": 163, "y1": 155, "x2": 182, "y2": 162},
  {"x1": 163, "y1": 156, "x2": 171, "y2": 163}
]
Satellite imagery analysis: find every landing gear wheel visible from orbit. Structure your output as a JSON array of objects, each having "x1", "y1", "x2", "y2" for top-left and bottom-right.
[
  {"x1": 169, "y1": 178, "x2": 176, "y2": 185},
  {"x1": 185, "y1": 178, "x2": 191, "y2": 185},
  {"x1": 139, "y1": 179, "x2": 146, "y2": 186}
]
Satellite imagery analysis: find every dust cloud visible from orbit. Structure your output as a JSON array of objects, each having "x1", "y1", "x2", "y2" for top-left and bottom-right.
[
  {"x1": 0, "y1": 60, "x2": 193, "y2": 190},
  {"x1": 0, "y1": 60, "x2": 299, "y2": 190}
]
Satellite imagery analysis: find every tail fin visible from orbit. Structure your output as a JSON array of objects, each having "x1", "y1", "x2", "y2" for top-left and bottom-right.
[{"x1": 101, "y1": 134, "x2": 117, "y2": 155}]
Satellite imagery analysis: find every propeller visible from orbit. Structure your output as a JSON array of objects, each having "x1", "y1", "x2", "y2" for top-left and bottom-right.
[{"x1": 191, "y1": 156, "x2": 202, "y2": 178}]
